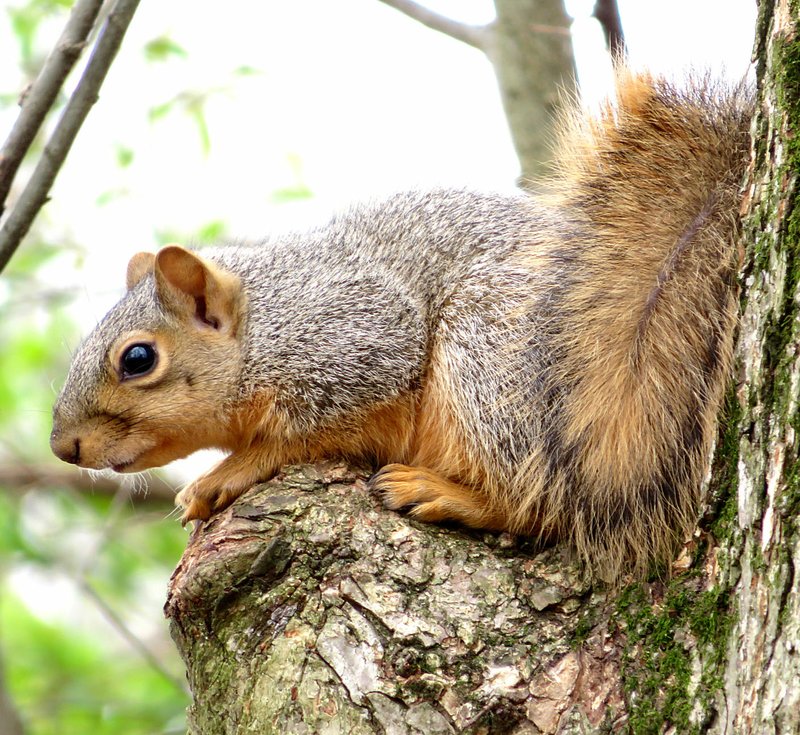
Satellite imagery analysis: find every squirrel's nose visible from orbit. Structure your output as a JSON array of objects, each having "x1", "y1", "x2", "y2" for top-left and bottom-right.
[{"x1": 50, "y1": 430, "x2": 81, "y2": 465}]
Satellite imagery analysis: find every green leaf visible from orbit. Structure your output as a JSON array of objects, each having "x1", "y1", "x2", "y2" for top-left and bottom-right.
[
  {"x1": 196, "y1": 220, "x2": 226, "y2": 243},
  {"x1": 148, "y1": 100, "x2": 174, "y2": 122},
  {"x1": 271, "y1": 185, "x2": 313, "y2": 203},
  {"x1": 95, "y1": 187, "x2": 130, "y2": 206},
  {"x1": 143, "y1": 36, "x2": 188, "y2": 63},
  {"x1": 115, "y1": 144, "x2": 134, "y2": 168},
  {"x1": 233, "y1": 65, "x2": 260, "y2": 77}
]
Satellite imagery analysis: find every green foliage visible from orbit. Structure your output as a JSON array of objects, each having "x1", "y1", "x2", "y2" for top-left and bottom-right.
[
  {"x1": 0, "y1": 490, "x2": 189, "y2": 735},
  {"x1": 0, "y1": 4, "x2": 311, "y2": 732},
  {"x1": 3, "y1": 592, "x2": 186, "y2": 735},
  {"x1": 0, "y1": 595, "x2": 185, "y2": 735},
  {"x1": 7, "y1": 0, "x2": 73, "y2": 73},
  {"x1": 0, "y1": 168, "x2": 191, "y2": 735},
  {"x1": 0, "y1": 241, "x2": 81, "y2": 453}
]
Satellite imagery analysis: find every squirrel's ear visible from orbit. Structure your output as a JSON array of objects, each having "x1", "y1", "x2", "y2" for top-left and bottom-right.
[
  {"x1": 126, "y1": 252, "x2": 156, "y2": 290},
  {"x1": 154, "y1": 245, "x2": 242, "y2": 334}
]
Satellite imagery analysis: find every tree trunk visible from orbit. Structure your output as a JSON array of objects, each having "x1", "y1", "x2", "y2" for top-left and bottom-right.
[
  {"x1": 702, "y1": 1, "x2": 800, "y2": 730},
  {"x1": 488, "y1": 0, "x2": 576, "y2": 183},
  {"x1": 165, "y1": 3, "x2": 800, "y2": 733},
  {"x1": 377, "y1": 0, "x2": 577, "y2": 180}
]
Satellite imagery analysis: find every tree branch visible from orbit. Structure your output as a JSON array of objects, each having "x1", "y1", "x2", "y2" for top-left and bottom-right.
[
  {"x1": 377, "y1": 0, "x2": 489, "y2": 51},
  {"x1": 0, "y1": 0, "x2": 103, "y2": 218},
  {"x1": 166, "y1": 464, "x2": 627, "y2": 731},
  {"x1": 0, "y1": 462, "x2": 176, "y2": 504},
  {"x1": 0, "y1": 0, "x2": 141, "y2": 274}
]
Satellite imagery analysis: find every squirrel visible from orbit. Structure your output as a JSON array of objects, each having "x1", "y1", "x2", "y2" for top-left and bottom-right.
[{"x1": 50, "y1": 72, "x2": 752, "y2": 581}]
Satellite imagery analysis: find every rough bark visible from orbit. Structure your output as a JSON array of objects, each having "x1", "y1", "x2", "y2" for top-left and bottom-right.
[
  {"x1": 166, "y1": 464, "x2": 623, "y2": 734},
  {"x1": 165, "y1": 3, "x2": 800, "y2": 734},
  {"x1": 706, "y1": 1, "x2": 800, "y2": 730}
]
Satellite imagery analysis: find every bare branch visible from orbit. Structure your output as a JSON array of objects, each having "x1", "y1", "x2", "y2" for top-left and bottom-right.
[
  {"x1": 0, "y1": 0, "x2": 103, "y2": 218},
  {"x1": 0, "y1": 462, "x2": 176, "y2": 504},
  {"x1": 0, "y1": 0, "x2": 141, "y2": 274},
  {"x1": 592, "y1": 0, "x2": 626, "y2": 59},
  {"x1": 377, "y1": 0, "x2": 489, "y2": 51}
]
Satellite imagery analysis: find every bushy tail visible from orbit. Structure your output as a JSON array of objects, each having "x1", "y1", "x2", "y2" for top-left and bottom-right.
[{"x1": 532, "y1": 72, "x2": 752, "y2": 580}]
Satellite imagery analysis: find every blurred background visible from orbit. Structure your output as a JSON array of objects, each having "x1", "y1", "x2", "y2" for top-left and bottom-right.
[{"x1": 0, "y1": 1, "x2": 756, "y2": 733}]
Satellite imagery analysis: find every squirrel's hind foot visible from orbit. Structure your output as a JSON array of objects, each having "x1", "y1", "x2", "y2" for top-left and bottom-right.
[{"x1": 369, "y1": 463, "x2": 506, "y2": 532}]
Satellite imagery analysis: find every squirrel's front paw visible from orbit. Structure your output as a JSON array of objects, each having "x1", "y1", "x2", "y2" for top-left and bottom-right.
[
  {"x1": 176, "y1": 455, "x2": 276, "y2": 526},
  {"x1": 175, "y1": 483, "x2": 214, "y2": 526},
  {"x1": 175, "y1": 475, "x2": 247, "y2": 526}
]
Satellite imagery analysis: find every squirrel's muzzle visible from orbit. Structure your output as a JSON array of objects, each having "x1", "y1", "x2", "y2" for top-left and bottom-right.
[{"x1": 50, "y1": 429, "x2": 81, "y2": 465}]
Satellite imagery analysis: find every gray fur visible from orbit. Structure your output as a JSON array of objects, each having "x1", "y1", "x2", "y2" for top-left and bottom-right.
[{"x1": 57, "y1": 188, "x2": 577, "y2": 476}]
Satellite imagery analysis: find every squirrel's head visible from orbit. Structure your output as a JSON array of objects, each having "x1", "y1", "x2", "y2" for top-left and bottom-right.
[{"x1": 50, "y1": 245, "x2": 246, "y2": 473}]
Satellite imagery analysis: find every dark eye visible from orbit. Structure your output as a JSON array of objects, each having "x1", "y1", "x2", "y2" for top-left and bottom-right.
[{"x1": 120, "y1": 343, "x2": 157, "y2": 379}]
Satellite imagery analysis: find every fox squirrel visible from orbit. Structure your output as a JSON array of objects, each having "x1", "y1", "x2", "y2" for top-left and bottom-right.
[{"x1": 50, "y1": 72, "x2": 752, "y2": 580}]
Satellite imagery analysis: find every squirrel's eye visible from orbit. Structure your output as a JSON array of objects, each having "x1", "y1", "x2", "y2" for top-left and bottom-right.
[{"x1": 120, "y1": 343, "x2": 157, "y2": 379}]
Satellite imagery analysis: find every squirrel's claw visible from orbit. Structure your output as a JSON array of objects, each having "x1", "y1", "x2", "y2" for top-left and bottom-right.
[{"x1": 176, "y1": 486, "x2": 212, "y2": 526}]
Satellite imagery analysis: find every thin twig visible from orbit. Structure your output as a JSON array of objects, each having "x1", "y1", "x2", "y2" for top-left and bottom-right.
[
  {"x1": 592, "y1": 0, "x2": 626, "y2": 59},
  {"x1": 0, "y1": 0, "x2": 141, "y2": 274},
  {"x1": 377, "y1": 0, "x2": 489, "y2": 51},
  {"x1": 0, "y1": 0, "x2": 103, "y2": 217}
]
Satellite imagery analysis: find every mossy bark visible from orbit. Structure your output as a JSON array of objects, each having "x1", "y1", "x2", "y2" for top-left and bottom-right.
[
  {"x1": 165, "y1": 3, "x2": 800, "y2": 733},
  {"x1": 705, "y1": 0, "x2": 800, "y2": 730},
  {"x1": 601, "y1": 2, "x2": 800, "y2": 733}
]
